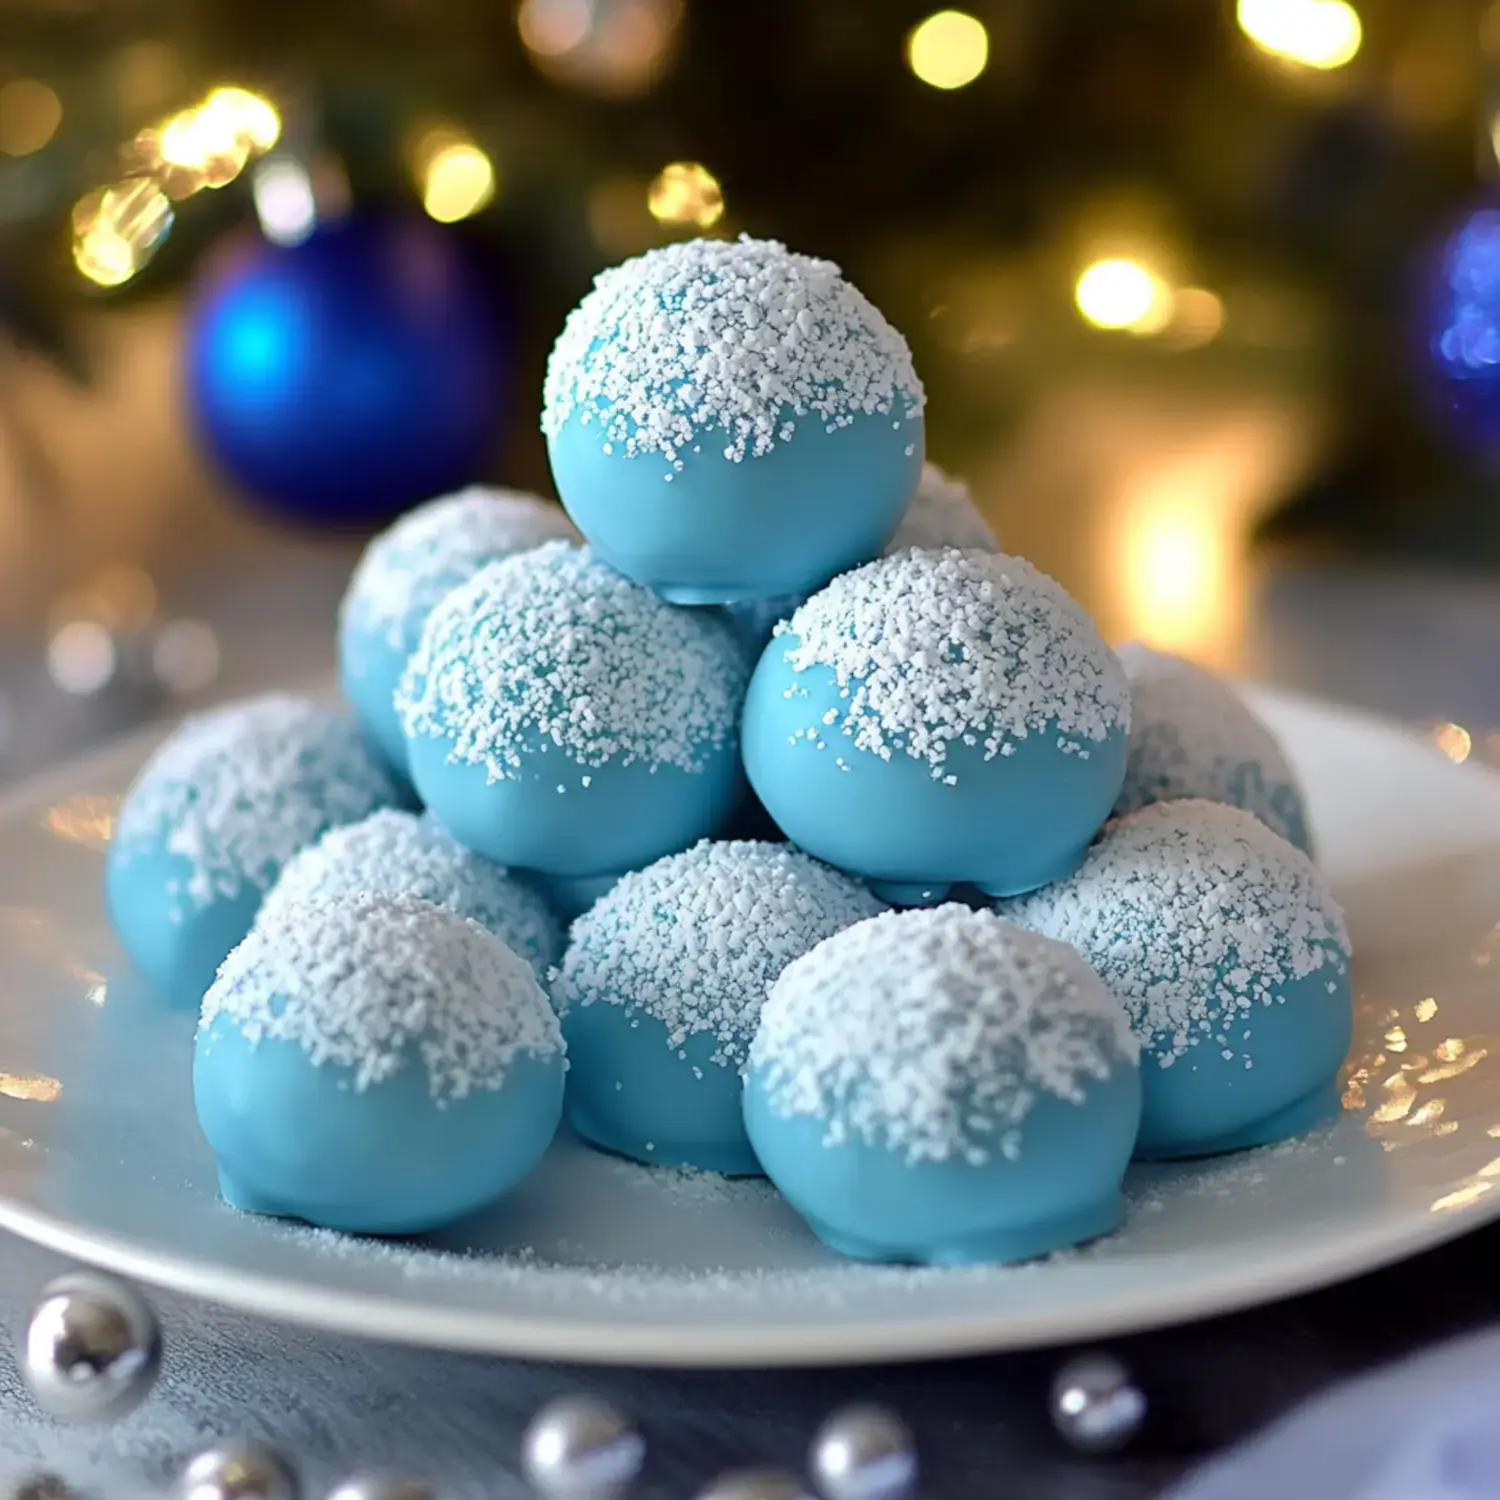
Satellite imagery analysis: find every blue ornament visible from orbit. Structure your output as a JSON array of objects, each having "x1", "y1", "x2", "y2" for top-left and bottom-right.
[{"x1": 186, "y1": 217, "x2": 504, "y2": 523}]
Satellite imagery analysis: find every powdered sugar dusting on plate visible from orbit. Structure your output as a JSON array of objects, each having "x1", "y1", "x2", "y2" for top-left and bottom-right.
[
  {"x1": 202, "y1": 892, "x2": 562, "y2": 1101},
  {"x1": 340, "y1": 488, "x2": 578, "y2": 655},
  {"x1": 1008, "y1": 799, "x2": 1349, "y2": 1065},
  {"x1": 113, "y1": 694, "x2": 401, "y2": 917},
  {"x1": 1113, "y1": 643, "x2": 1309, "y2": 848},
  {"x1": 751, "y1": 905, "x2": 1137, "y2": 1165},
  {"x1": 397, "y1": 542, "x2": 747, "y2": 780},
  {"x1": 775, "y1": 549, "x2": 1129, "y2": 775},
  {"x1": 553, "y1": 839, "x2": 883, "y2": 1068},
  {"x1": 262, "y1": 809, "x2": 562, "y2": 980},
  {"x1": 885, "y1": 463, "x2": 997, "y2": 554},
  {"x1": 542, "y1": 236, "x2": 924, "y2": 465}
]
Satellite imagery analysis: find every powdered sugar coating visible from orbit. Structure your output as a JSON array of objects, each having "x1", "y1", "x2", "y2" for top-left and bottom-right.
[
  {"x1": 339, "y1": 488, "x2": 577, "y2": 657},
  {"x1": 1008, "y1": 800, "x2": 1350, "y2": 1065},
  {"x1": 1113, "y1": 644, "x2": 1308, "y2": 847},
  {"x1": 751, "y1": 905, "x2": 1137, "y2": 1166},
  {"x1": 397, "y1": 542, "x2": 747, "y2": 779},
  {"x1": 552, "y1": 840, "x2": 884, "y2": 1069},
  {"x1": 202, "y1": 892, "x2": 563, "y2": 1101},
  {"x1": 885, "y1": 463, "x2": 997, "y2": 554},
  {"x1": 774, "y1": 549, "x2": 1129, "y2": 775},
  {"x1": 113, "y1": 694, "x2": 401, "y2": 918},
  {"x1": 542, "y1": 236, "x2": 924, "y2": 465},
  {"x1": 262, "y1": 810, "x2": 562, "y2": 979}
]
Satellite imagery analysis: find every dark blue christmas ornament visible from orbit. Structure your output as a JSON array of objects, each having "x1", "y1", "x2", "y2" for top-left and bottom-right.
[
  {"x1": 186, "y1": 217, "x2": 505, "y2": 523},
  {"x1": 1419, "y1": 205, "x2": 1500, "y2": 465}
]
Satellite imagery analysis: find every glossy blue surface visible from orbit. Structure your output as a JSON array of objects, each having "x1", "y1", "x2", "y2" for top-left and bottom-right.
[
  {"x1": 548, "y1": 408, "x2": 922, "y2": 604},
  {"x1": 407, "y1": 730, "x2": 742, "y2": 879},
  {"x1": 564, "y1": 1006, "x2": 762, "y2": 1176},
  {"x1": 337, "y1": 625, "x2": 409, "y2": 776},
  {"x1": 742, "y1": 651, "x2": 1126, "y2": 900},
  {"x1": 105, "y1": 846, "x2": 262, "y2": 1014},
  {"x1": 1132, "y1": 962, "x2": 1353, "y2": 1160},
  {"x1": 743, "y1": 1070, "x2": 1141, "y2": 1264},
  {"x1": 194, "y1": 1019, "x2": 564, "y2": 1234}
]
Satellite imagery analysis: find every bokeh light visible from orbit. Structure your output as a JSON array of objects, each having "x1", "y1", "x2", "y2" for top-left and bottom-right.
[
  {"x1": 415, "y1": 130, "x2": 497, "y2": 223},
  {"x1": 1165, "y1": 287, "x2": 1226, "y2": 350},
  {"x1": 0, "y1": 79, "x2": 62, "y2": 157},
  {"x1": 518, "y1": 0, "x2": 684, "y2": 97},
  {"x1": 47, "y1": 621, "x2": 116, "y2": 695},
  {"x1": 71, "y1": 177, "x2": 173, "y2": 288},
  {"x1": 1237, "y1": 0, "x2": 1363, "y2": 71},
  {"x1": 1433, "y1": 722, "x2": 1473, "y2": 763},
  {"x1": 253, "y1": 159, "x2": 318, "y2": 246},
  {"x1": 1075, "y1": 258, "x2": 1174, "y2": 334},
  {"x1": 139, "y1": 85, "x2": 280, "y2": 196},
  {"x1": 647, "y1": 161, "x2": 724, "y2": 229},
  {"x1": 907, "y1": 11, "x2": 990, "y2": 91}
]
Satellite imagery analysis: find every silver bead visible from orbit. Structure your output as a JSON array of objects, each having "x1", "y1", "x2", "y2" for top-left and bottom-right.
[
  {"x1": 521, "y1": 1396, "x2": 644, "y2": 1500},
  {"x1": 20, "y1": 1272, "x2": 162, "y2": 1424},
  {"x1": 694, "y1": 1473, "x2": 814, "y2": 1500},
  {"x1": 1050, "y1": 1353, "x2": 1146, "y2": 1454},
  {"x1": 325, "y1": 1481, "x2": 432, "y2": 1500},
  {"x1": 179, "y1": 1440, "x2": 299, "y2": 1500},
  {"x1": 809, "y1": 1405, "x2": 916, "y2": 1500}
]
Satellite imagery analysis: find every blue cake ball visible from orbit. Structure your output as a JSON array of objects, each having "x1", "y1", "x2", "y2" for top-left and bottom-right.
[
  {"x1": 1114, "y1": 643, "x2": 1312, "y2": 853},
  {"x1": 195, "y1": 892, "x2": 564, "y2": 1233},
  {"x1": 338, "y1": 487, "x2": 576, "y2": 774},
  {"x1": 1008, "y1": 799, "x2": 1352, "y2": 1160},
  {"x1": 741, "y1": 548, "x2": 1130, "y2": 904},
  {"x1": 398, "y1": 541, "x2": 747, "y2": 908},
  {"x1": 106, "y1": 694, "x2": 402, "y2": 1012},
  {"x1": 552, "y1": 840, "x2": 883, "y2": 1174},
  {"x1": 542, "y1": 236, "x2": 925, "y2": 604},
  {"x1": 884, "y1": 462, "x2": 998, "y2": 554},
  {"x1": 744, "y1": 904, "x2": 1141, "y2": 1264},
  {"x1": 262, "y1": 808, "x2": 563, "y2": 983}
]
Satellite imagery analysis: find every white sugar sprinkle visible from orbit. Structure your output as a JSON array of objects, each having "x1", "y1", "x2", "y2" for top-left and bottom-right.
[
  {"x1": 339, "y1": 487, "x2": 578, "y2": 655},
  {"x1": 752, "y1": 905, "x2": 1137, "y2": 1166},
  {"x1": 1007, "y1": 800, "x2": 1349, "y2": 1065},
  {"x1": 1113, "y1": 644, "x2": 1310, "y2": 849},
  {"x1": 542, "y1": 236, "x2": 924, "y2": 464},
  {"x1": 775, "y1": 548, "x2": 1129, "y2": 775},
  {"x1": 885, "y1": 463, "x2": 998, "y2": 553},
  {"x1": 202, "y1": 892, "x2": 563, "y2": 1101},
  {"x1": 553, "y1": 840, "x2": 883, "y2": 1069},
  {"x1": 113, "y1": 694, "x2": 401, "y2": 917},
  {"x1": 397, "y1": 542, "x2": 747, "y2": 779},
  {"x1": 261, "y1": 809, "x2": 562, "y2": 981}
]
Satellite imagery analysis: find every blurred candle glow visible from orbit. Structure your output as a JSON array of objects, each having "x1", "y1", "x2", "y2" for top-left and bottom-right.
[{"x1": 906, "y1": 10, "x2": 990, "y2": 90}]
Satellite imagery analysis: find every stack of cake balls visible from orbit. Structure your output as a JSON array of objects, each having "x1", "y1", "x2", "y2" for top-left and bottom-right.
[{"x1": 106, "y1": 236, "x2": 1353, "y2": 1260}]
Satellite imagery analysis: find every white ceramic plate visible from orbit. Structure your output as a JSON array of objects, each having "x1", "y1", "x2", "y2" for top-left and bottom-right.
[{"x1": 0, "y1": 689, "x2": 1498, "y2": 1367}]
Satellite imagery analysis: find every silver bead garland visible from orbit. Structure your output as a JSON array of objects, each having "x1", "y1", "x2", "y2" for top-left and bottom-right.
[
  {"x1": 19, "y1": 1271, "x2": 162, "y2": 1424},
  {"x1": 1050, "y1": 1353, "x2": 1147, "y2": 1454},
  {"x1": 521, "y1": 1395, "x2": 644, "y2": 1500},
  {"x1": 179, "y1": 1439, "x2": 299, "y2": 1500},
  {"x1": 809, "y1": 1405, "x2": 917, "y2": 1500}
]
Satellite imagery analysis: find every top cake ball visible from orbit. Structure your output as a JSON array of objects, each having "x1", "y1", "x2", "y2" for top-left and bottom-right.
[{"x1": 542, "y1": 236, "x2": 925, "y2": 605}]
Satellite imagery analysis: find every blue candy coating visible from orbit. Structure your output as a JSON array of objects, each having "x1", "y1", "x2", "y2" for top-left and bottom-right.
[
  {"x1": 106, "y1": 695, "x2": 402, "y2": 1011},
  {"x1": 553, "y1": 840, "x2": 883, "y2": 1173},
  {"x1": 1008, "y1": 799, "x2": 1353, "y2": 1160},
  {"x1": 263, "y1": 809, "x2": 563, "y2": 983},
  {"x1": 744, "y1": 906, "x2": 1141, "y2": 1264},
  {"x1": 194, "y1": 892, "x2": 565, "y2": 1233},
  {"x1": 548, "y1": 408, "x2": 921, "y2": 603},
  {"x1": 338, "y1": 487, "x2": 575, "y2": 774}
]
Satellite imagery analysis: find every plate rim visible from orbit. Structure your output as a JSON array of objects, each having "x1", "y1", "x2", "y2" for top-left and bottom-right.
[{"x1": 2, "y1": 685, "x2": 1499, "y2": 1366}]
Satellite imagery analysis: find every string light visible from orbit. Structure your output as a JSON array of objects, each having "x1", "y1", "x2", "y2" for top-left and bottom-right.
[
  {"x1": 1074, "y1": 258, "x2": 1174, "y2": 334},
  {"x1": 0, "y1": 79, "x2": 62, "y2": 157},
  {"x1": 414, "y1": 129, "x2": 497, "y2": 223},
  {"x1": 71, "y1": 177, "x2": 173, "y2": 288},
  {"x1": 906, "y1": 11, "x2": 990, "y2": 91},
  {"x1": 647, "y1": 161, "x2": 724, "y2": 228},
  {"x1": 1237, "y1": 0, "x2": 1362, "y2": 71},
  {"x1": 139, "y1": 84, "x2": 281, "y2": 196}
]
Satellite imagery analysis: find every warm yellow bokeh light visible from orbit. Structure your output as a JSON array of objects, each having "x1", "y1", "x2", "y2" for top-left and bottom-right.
[
  {"x1": 1124, "y1": 507, "x2": 1225, "y2": 653},
  {"x1": 1237, "y1": 0, "x2": 1362, "y2": 71},
  {"x1": 203, "y1": 85, "x2": 281, "y2": 152},
  {"x1": 1166, "y1": 287, "x2": 1225, "y2": 350},
  {"x1": 0, "y1": 79, "x2": 62, "y2": 157},
  {"x1": 647, "y1": 161, "x2": 725, "y2": 228},
  {"x1": 144, "y1": 85, "x2": 279, "y2": 194},
  {"x1": 1075, "y1": 258, "x2": 1174, "y2": 333},
  {"x1": 421, "y1": 138, "x2": 497, "y2": 223},
  {"x1": 1433, "y1": 722, "x2": 1473, "y2": 764},
  {"x1": 73, "y1": 229, "x2": 137, "y2": 287},
  {"x1": 71, "y1": 176, "x2": 172, "y2": 288},
  {"x1": 907, "y1": 10, "x2": 989, "y2": 90}
]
